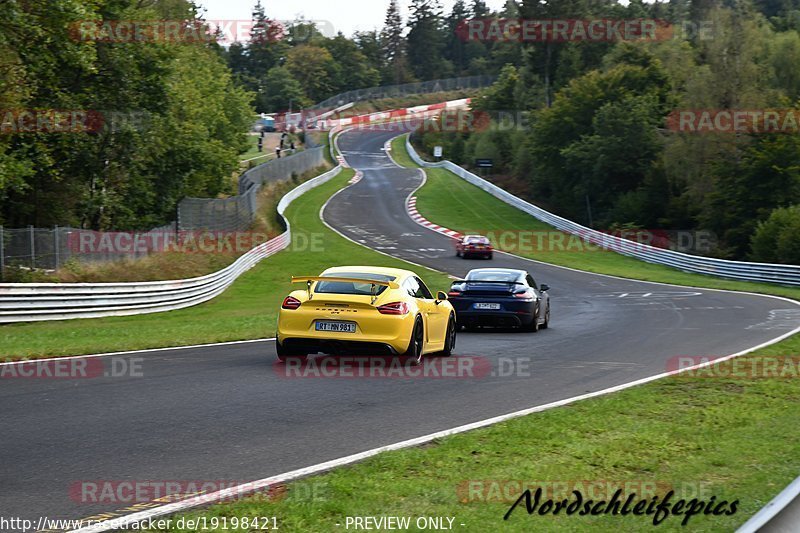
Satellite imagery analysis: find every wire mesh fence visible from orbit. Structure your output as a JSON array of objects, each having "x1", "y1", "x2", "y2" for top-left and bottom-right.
[
  {"x1": 238, "y1": 146, "x2": 325, "y2": 194},
  {"x1": 0, "y1": 223, "x2": 179, "y2": 272},
  {"x1": 2, "y1": 145, "x2": 327, "y2": 274},
  {"x1": 310, "y1": 75, "x2": 497, "y2": 110},
  {"x1": 4, "y1": 77, "x2": 474, "y2": 274}
]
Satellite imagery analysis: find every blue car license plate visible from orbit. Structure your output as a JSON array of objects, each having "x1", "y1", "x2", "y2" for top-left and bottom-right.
[{"x1": 474, "y1": 303, "x2": 501, "y2": 310}]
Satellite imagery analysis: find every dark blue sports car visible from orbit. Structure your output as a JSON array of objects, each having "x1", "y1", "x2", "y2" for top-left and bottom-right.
[{"x1": 447, "y1": 268, "x2": 550, "y2": 331}]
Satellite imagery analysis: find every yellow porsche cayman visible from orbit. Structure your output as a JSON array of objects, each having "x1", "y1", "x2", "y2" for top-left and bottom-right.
[{"x1": 276, "y1": 266, "x2": 456, "y2": 364}]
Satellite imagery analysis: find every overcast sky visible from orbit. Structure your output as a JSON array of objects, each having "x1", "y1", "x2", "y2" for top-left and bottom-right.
[{"x1": 199, "y1": 0, "x2": 509, "y2": 38}]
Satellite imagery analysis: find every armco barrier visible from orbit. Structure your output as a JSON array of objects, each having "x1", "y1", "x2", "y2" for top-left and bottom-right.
[
  {"x1": 736, "y1": 474, "x2": 800, "y2": 532},
  {"x1": 406, "y1": 137, "x2": 800, "y2": 286},
  {"x1": 0, "y1": 166, "x2": 342, "y2": 323}
]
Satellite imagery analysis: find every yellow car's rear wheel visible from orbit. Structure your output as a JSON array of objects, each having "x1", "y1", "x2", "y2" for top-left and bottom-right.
[
  {"x1": 403, "y1": 317, "x2": 424, "y2": 366},
  {"x1": 276, "y1": 340, "x2": 308, "y2": 363}
]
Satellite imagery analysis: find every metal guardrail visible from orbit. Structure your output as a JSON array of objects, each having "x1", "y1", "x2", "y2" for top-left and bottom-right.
[
  {"x1": 737, "y1": 475, "x2": 800, "y2": 532},
  {"x1": 405, "y1": 137, "x2": 800, "y2": 286},
  {"x1": 0, "y1": 166, "x2": 342, "y2": 323},
  {"x1": 310, "y1": 75, "x2": 496, "y2": 110}
]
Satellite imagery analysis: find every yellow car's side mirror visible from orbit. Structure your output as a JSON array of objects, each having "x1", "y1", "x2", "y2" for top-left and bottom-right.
[{"x1": 436, "y1": 291, "x2": 448, "y2": 302}]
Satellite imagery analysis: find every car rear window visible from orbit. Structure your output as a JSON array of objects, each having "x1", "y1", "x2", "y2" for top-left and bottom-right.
[
  {"x1": 466, "y1": 271, "x2": 519, "y2": 282},
  {"x1": 465, "y1": 236, "x2": 489, "y2": 243},
  {"x1": 315, "y1": 272, "x2": 397, "y2": 295}
]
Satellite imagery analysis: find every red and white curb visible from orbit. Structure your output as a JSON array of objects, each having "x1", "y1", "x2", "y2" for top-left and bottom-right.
[
  {"x1": 336, "y1": 154, "x2": 349, "y2": 168},
  {"x1": 406, "y1": 196, "x2": 462, "y2": 240},
  {"x1": 348, "y1": 171, "x2": 363, "y2": 185}
]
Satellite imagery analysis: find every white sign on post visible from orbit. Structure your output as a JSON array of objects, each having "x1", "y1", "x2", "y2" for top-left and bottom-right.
[{"x1": 433, "y1": 146, "x2": 443, "y2": 158}]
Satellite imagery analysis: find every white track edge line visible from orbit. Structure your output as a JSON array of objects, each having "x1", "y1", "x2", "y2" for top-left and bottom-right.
[
  {"x1": 392, "y1": 134, "x2": 800, "y2": 308},
  {"x1": 0, "y1": 338, "x2": 277, "y2": 366},
  {"x1": 68, "y1": 131, "x2": 800, "y2": 532},
  {"x1": 68, "y1": 320, "x2": 800, "y2": 533}
]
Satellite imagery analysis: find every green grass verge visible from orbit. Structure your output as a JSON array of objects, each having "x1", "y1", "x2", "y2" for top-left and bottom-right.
[
  {"x1": 134, "y1": 135, "x2": 800, "y2": 533},
  {"x1": 142, "y1": 337, "x2": 800, "y2": 532},
  {"x1": 239, "y1": 135, "x2": 275, "y2": 162},
  {"x1": 391, "y1": 135, "x2": 800, "y2": 302},
  {"x1": 0, "y1": 169, "x2": 452, "y2": 361}
]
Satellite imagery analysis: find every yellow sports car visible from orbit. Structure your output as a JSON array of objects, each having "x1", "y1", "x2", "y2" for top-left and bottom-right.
[{"x1": 276, "y1": 266, "x2": 456, "y2": 364}]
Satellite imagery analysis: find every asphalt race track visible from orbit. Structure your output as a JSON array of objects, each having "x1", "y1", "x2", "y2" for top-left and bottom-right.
[{"x1": 2, "y1": 128, "x2": 799, "y2": 530}]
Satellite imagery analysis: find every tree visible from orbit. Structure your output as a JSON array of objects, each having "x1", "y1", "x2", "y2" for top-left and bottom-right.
[
  {"x1": 526, "y1": 56, "x2": 671, "y2": 223},
  {"x1": 246, "y1": 0, "x2": 289, "y2": 77},
  {"x1": 407, "y1": 0, "x2": 452, "y2": 80},
  {"x1": 322, "y1": 34, "x2": 380, "y2": 93},
  {"x1": 472, "y1": 0, "x2": 490, "y2": 17},
  {"x1": 769, "y1": 30, "x2": 800, "y2": 100},
  {"x1": 381, "y1": 0, "x2": 414, "y2": 84},
  {"x1": 0, "y1": 0, "x2": 253, "y2": 230},
  {"x1": 354, "y1": 30, "x2": 384, "y2": 76},
  {"x1": 258, "y1": 66, "x2": 309, "y2": 112},
  {"x1": 285, "y1": 45, "x2": 339, "y2": 103},
  {"x1": 472, "y1": 64, "x2": 520, "y2": 112},
  {"x1": 750, "y1": 204, "x2": 800, "y2": 263},
  {"x1": 444, "y1": 0, "x2": 470, "y2": 74},
  {"x1": 702, "y1": 132, "x2": 800, "y2": 258}
]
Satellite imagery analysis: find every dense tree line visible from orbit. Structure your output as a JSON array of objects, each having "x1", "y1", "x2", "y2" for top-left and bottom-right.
[
  {"x1": 414, "y1": 0, "x2": 800, "y2": 263},
  {"x1": 231, "y1": 0, "x2": 525, "y2": 112},
  {"x1": 6, "y1": 0, "x2": 800, "y2": 265},
  {"x1": 0, "y1": 0, "x2": 252, "y2": 230}
]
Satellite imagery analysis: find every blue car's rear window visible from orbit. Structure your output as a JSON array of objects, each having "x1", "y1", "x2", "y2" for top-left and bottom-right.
[{"x1": 466, "y1": 271, "x2": 519, "y2": 282}]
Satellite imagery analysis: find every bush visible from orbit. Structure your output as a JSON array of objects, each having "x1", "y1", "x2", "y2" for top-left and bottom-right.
[{"x1": 750, "y1": 205, "x2": 800, "y2": 264}]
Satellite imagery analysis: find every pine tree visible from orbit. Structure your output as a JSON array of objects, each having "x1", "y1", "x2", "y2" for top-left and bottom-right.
[
  {"x1": 472, "y1": 0, "x2": 490, "y2": 17},
  {"x1": 407, "y1": 0, "x2": 450, "y2": 80},
  {"x1": 445, "y1": 0, "x2": 470, "y2": 74},
  {"x1": 247, "y1": 0, "x2": 288, "y2": 76},
  {"x1": 381, "y1": 0, "x2": 408, "y2": 84}
]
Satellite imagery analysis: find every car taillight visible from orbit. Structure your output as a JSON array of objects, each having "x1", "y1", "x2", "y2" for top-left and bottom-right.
[
  {"x1": 448, "y1": 290, "x2": 462, "y2": 297},
  {"x1": 376, "y1": 302, "x2": 410, "y2": 315},
  {"x1": 514, "y1": 289, "x2": 535, "y2": 299},
  {"x1": 282, "y1": 296, "x2": 301, "y2": 310}
]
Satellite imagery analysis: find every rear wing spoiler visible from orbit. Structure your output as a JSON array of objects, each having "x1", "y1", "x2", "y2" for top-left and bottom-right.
[
  {"x1": 291, "y1": 276, "x2": 400, "y2": 303},
  {"x1": 451, "y1": 280, "x2": 525, "y2": 285},
  {"x1": 291, "y1": 276, "x2": 400, "y2": 289}
]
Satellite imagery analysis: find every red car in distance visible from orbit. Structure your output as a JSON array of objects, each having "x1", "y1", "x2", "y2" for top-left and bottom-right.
[{"x1": 456, "y1": 235, "x2": 494, "y2": 259}]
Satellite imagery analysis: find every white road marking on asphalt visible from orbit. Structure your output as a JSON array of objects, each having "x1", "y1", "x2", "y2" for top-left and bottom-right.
[
  {"x1": 62, "y1": 128, "x2": 800, "y2": 533},
  {"x1": 595, "y1": 291, "x2": 703, "y2": 299},
  {"x1": 0, "y1": 338, "x2": 277, "y2": 366},
  {"x1": 67, "y1": 318, "x2": 800, "y2": 533},
  {"x1": 746, "y1": 309, "x2": 800, "y2": 330}
]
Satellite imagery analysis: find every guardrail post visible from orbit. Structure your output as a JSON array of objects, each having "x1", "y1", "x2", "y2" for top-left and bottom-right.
[
  {"x1": 29, "y1": 225, "x2": 35, "y2": 269},
  {"x1": 54, "y1": 225, "x2": 60, "y2": 270},
  {"x1": 0, "y1": 225, "x2": 4, "y2": 280}
]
